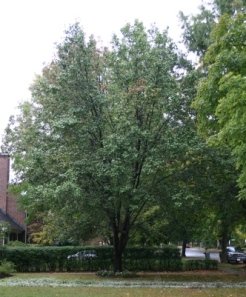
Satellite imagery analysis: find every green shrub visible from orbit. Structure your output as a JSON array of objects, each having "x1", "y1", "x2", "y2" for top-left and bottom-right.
[
  {"x1": 123, "y1": 246, "x2": 182, "y2": 272},
  {"x1": 0, "y1": 260, "x2": 16, "y2": 277},
  {"x1": 0, "y1": 245, "x2": 218, "y2": 273},
  {"x1": 6, "y1": 241, "x2": 26, "y2": 247},
  {"x1": 96, "y1": 270, "x2": 137, "y2": 278},
  {"x1": 183, "y1": 259, "x2": 218, "y2": 271},
  {"x1": 0, "y1": 245, "x2": 181, "y2": 272},
  {"x1": 204, "y1": 259, "x2": 218, "y2": 270}
]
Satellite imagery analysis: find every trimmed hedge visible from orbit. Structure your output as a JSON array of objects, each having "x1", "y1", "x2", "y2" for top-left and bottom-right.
[
  {"x1": 123, "y1": 247, "x2": 182, "y2": 271},
  {"x1": 0, "y1": 246, "x2": 217, "y2": 272},
  {"x1": 183, "y1": 259, "x2": 218, "y2": 271},
  {"x1": 0, "y1": 245, "x2": 182, "y2": 272}
]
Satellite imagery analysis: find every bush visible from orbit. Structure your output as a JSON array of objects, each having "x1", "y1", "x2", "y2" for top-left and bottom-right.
[
  {"x1": 6, "y1": 241, "x2": 27, "y2": 247},
  {"x1": 0, "y1": 260, "x2": 16, "y2": 277},
  {"x1": 123, "y1": 246, "x2": 182, "y2": 272},
  {"x1": 96, "y1": 270, "x2": 137, "y2": 278},
  {"x1": 183, "y1": 259, "x2": 218, "y2": 271},
  {"x1": 0, "y1": 245, "x2": 182, "y2": 272}
]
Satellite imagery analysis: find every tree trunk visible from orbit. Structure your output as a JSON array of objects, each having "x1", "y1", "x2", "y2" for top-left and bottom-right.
[
  {"x1": 112, "y1": 213, "x2": 130, "y2": 272},
  {"x1": 113, "y1": 232, "x2": 129, "y2": 272},
  {"x1": 220, "y1": 232, "x2": 229, "y2": 263},
  {"x1": 114, "y1": 246, "x2": 123, "y2": 272}
]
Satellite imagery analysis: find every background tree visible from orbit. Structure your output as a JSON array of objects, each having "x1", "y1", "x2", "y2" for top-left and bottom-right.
[
  {"x1": 180, "y1": 0, "x2": 245, "y2": 58},
  {"x1": 128, "y1": 205, "x2": 169, "y2": 246},
  {"x1": 179, "y1": 0, "x2": 246, "y2": 260},
  {"x1": 179, "y1": 5, "x2": 215, "y2": 57},
  {"x1": 0, "y1": 221, "x2": 11, "y2": 246},
  {"x1": 193, "y1": 11, "x2": 246, "y2": 198}
]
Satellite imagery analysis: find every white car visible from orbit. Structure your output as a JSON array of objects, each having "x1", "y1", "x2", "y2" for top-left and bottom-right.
[{"x1": 67, "y1": 250, "x2": 97, "y2": 260}]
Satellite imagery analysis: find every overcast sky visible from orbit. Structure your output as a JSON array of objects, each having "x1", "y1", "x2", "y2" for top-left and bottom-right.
[{"x1": 0, "y1": 0, "x2": 204, "y2": 144}]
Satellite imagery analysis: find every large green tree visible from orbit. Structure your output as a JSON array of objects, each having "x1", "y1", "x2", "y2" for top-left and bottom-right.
[
  {"x1": 193, "y1": 11, "x2": 246, "y2": 198},
  {"x1": 179, "y1": 0, "x2": 245, "y2": 259},
  {"x1": 3, "y1": 22, "x2": 185, "y2": 271}
]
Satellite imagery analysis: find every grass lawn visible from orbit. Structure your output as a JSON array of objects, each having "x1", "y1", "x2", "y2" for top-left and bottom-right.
[
  {"x1": 0, "y1": 264, "x2": 246, "y2": 297},
  {"x1": 1, "y1": 286, "x2": 246, "y2": 297}
]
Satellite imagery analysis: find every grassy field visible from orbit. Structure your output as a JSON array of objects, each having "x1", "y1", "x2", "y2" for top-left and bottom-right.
[
  {"x1": 0, "y1": 265, "x2": 246, "y2": 297},
  {"x1": 1, "y1": 286, "x2": 246, "y2": 297}
]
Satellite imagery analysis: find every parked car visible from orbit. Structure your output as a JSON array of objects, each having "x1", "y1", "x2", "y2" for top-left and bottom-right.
[
  {"x1": 226, "y1": 246, "x2": 246, "y2": 264},
  {"x1": 67, "y1": 250, "x2": 97, "y2": 260}
]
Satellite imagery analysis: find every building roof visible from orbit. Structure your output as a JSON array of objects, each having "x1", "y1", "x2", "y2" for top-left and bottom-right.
[{"x1": 0, "y1": 209, "x2": 25, "y2": 233}]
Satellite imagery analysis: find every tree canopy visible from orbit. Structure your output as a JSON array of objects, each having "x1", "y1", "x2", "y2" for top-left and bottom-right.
[
  {"x1": 193, "y1": 12, "x2": 246, "y2": 197},
  {"x1": 2, "y1": 0, "x2": 246, "y2": 269},
  {"x1": 3, "y1": 21, "x2": 189, "y2": 271}
]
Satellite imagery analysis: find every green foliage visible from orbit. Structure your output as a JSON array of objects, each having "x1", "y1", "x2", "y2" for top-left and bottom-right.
[
  {"x1": 0, "y1": 222, "x2": 11, "y2": 237},
  {"x1": 0, "y1": 245, "x2": 181, "y2": 272},
  {"x1": 2, "y1": 20, "x2": 187, "y2": 271},
  {"x1": 96, "y1": 270, "x2": 137, "y2": 278},
  {"x1": 180, "y1": 0, "x2": 245, "y2": 259},
  {"x1": 180, "y1": 0, "x2": 246, "y2": 58},
  {"x1": 0, "y1": 245, "x2": 217, "y2": 273},
  {"x1": 3, "y1": 11, "x2": 243, "y2": 270},
  {"x1": 183, "y1": 259, "x2": 218, "y2": 271},
  {"x1": 214, "y1": 0, "x2": 246, "y2": 15},
  {"x1": 128, "y1": 206, "x2": 169, "y2": 246},
  {"x1": 6, "y1": 241, "x2": 26, "y2": 247},
  {"x1": 180, "y1": 5, "x2": 215, "y2": 56},
  {"x1": 0, "y1": 260, "x2": 16, "y2": 277},
  {"x1": 193, "y1": 12, "x2": 246, "y2": 197},
  {"x1": 122, "y1": 246, "x2": 182, "y2": 272}
]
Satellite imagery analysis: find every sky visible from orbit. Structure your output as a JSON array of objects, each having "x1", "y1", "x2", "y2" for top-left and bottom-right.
[{"x1": 0, "y1": 0, "x2": 204, "y2": 144}]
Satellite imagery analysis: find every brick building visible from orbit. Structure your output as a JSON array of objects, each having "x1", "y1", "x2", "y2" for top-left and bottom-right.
[{"x1": 0, "y1": 153, "x2": 26, "y2": 242}]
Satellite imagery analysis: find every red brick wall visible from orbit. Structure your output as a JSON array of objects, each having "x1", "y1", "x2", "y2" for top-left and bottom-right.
[
  {"x1": 0, "y1": 154, "x2": 26, "y2": 227},
  {"x1": 7, "y1": 193, "x2": 26, "y2": 227},
  {"x1": 0, "y1": 154, "x2": 9, "y2": 213}
]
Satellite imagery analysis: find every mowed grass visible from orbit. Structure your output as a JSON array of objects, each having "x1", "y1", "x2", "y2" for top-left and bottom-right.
[
  {"x1": 11, "y1": 267, "x2": 246, "y2": 283},
  {"x1": 1, "y1": 286, "x2": 246, "y2": 297},
  {"x1": 1, "y1": 268, "x2": 246, "y2": 297}
]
